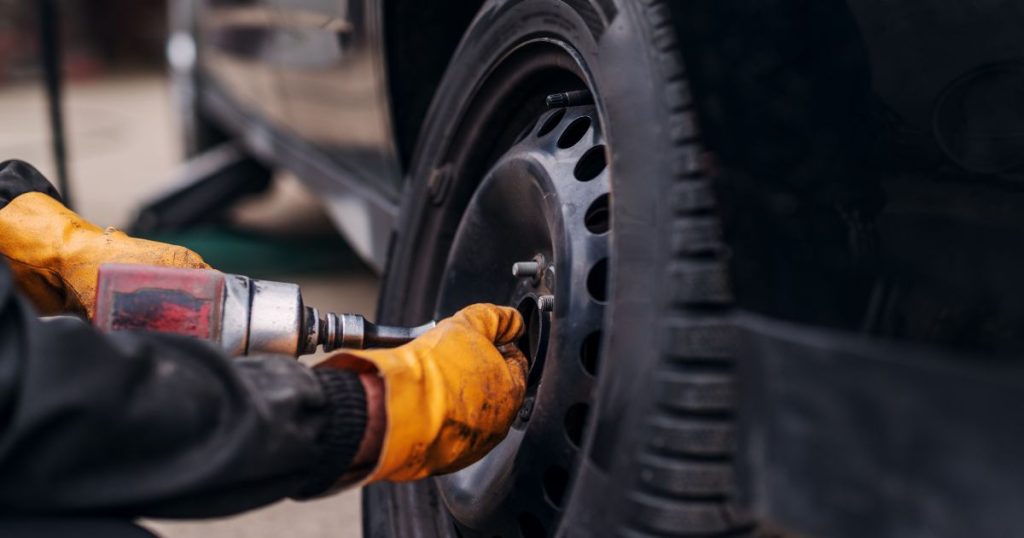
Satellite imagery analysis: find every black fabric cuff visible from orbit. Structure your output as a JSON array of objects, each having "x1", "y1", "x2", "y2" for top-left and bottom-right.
[
  {"x1": 294, "y1": 369, "x2": 368, "y2": 498},
  {"x1": 0, "y1": 160, "x2": 63, "y2": 211}
]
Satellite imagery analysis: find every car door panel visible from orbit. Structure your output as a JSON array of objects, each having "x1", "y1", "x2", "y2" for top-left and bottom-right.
[
  {"x1": 197, "y1": 0, "x2": 289, "y2": 127},
  {"x1": 194, "y1": 0, "x2": 400, "y2": 269},
  {"x1": 273, "y1": 0, "x2": 402, "y2": 198}
]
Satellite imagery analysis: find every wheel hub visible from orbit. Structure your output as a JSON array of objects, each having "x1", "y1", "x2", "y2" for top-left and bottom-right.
[{"x1": 434, "y1": 104, "x2": 611, "y2": 536}]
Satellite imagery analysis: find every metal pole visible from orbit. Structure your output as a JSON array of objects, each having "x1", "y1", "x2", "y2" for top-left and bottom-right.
[{"x1": 38, "y1": 0, "x2": 72, "y2": 209}]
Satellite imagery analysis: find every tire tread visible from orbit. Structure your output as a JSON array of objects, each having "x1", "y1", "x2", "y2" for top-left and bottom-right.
[{"x1": 620, "y1": 0, "x2": 749, "y2": 536}]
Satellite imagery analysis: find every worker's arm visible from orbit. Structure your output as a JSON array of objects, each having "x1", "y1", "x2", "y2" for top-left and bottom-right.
[
  {"x1": 0, "y1": 259, "x2": 375, "y2": 517},
  {"x1": 0, "y1": 159, "x2": 526, "y2": 514},
  {"x1": 0, "y1": 160, "x2": 377, "y2": 516}
]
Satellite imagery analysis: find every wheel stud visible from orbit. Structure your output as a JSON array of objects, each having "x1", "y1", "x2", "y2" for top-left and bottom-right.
[
  {"x1": 512, "y1": 261, "x2": 540, "y2": 278},
  {"x1": 545, "y1": 89, "x2": 593, "y2": 108},
  {"x1": 538, "y1": 295, "x2": 555, "y2": 312}
]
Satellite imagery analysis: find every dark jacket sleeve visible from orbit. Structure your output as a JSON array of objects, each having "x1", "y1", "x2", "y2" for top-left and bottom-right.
[
  {"x1": 0, "y1": 160, "x2": 63, "y2": 209},
  {"x1": 0, "y1": 261, "x2": 367, "y2": 518}
]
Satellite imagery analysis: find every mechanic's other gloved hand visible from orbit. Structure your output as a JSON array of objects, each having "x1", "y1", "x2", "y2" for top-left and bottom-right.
[
  {"x1": 0, "y1": 160, "x2": 209, "y2": 317},
  {"x1": 319, "y1": 304, "x2": 528, "y2": 482}
]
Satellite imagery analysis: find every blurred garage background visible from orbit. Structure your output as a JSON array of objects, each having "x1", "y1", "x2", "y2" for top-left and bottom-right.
[{"x1": 0, "y1": 2, "x2": 370, "y2": 536}]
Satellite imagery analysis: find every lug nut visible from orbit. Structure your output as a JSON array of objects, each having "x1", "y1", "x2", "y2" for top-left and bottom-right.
[
  {"x1": 512, "y1": 261, "x2": 540, "y2": 278},
  {"x1": 538, "y1": 295, "x2": 555, "y2": 312}
]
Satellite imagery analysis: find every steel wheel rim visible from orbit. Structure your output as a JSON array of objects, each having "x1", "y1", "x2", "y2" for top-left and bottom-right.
[{"x1": 433, "y1": 100, "x2": 610, "y2": 536}]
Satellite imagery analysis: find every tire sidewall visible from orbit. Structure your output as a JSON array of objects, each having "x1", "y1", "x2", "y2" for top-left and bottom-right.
[{"x1": 378, "y1": 1, "x2": 692, "y2": 535}]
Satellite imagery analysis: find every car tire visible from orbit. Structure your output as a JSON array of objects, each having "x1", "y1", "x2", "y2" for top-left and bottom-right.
[{"x1": 369, "y1": 1, "x2": 749, "y2": 536}]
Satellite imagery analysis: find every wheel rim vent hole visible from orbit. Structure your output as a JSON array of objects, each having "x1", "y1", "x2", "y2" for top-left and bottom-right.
[
  {"x1": 564, "y1": 403, "x2": 590, "y2": 448},
  {"x1": 584, "y1": 193, "x2": 610, "y2": 234},
  {"x1": 542, "y1": 466, "x2": 570, "y2": 507},
  {"x1": 580, "y1": 331, "x2": 602, "y2": 376},
  {"x1": 587, "y1": 259, "x2": 609, "y2": 303},
  {"x1": 574, "y1": 145, "x2": 607, "y2": 181},
  {"x1": 518, "y1": 512, "x2": 548, "y2": 538},
  {"x1": 558, "y1": 116, "x2": 592, "y2": 148},
  {"x1": 537, "y1": 109, "x2": 566, "y2": 138}
]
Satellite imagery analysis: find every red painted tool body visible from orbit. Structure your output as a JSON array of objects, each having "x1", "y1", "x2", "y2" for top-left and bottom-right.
[
  {"x1": 94, "y1": 264, "x2": 226, "y2": 342},
  {"x1": 93, "y1": 264, "x2": 434, "y2": 356}
]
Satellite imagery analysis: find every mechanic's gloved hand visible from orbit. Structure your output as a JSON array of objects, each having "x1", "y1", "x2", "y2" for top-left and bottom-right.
[
  {"x1": 319, "y1": 304, "x2": 528, "y2": 482},
  {"x1": 0, "y1": 160, "x2": 209, "y2": 317}
]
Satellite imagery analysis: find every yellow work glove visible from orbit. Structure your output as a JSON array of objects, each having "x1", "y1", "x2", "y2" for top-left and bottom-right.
[
  {"x1": 0, "y1": 192, "x2": 209, "y2": 317},
  {"x1": 320, "y1": 304, "x2": 528, "y2": 482}
]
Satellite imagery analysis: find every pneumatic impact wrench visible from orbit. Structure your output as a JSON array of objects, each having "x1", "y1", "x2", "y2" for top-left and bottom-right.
[{"x1": 92, "y1": 264, "x2": 435, "y2": 356}]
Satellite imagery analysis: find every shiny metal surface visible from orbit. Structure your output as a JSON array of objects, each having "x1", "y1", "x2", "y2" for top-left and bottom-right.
[
  {"x1": 192, "y1": 0, "x2": 401, "y2": 270},
  {"x1": 320, "y1": 312, "x2": 435, "y2": 350},
  {"x1": 338, "y1": 313, "x2": 365, "y2": 349},
  {"x1": 248, "y1": 278, "x2": 305, "y2": 355},
  {"x1": 220, "y1": 273, "x2": 253, "y2": 356},
  {"x1": 301, "y1": 306, "x2": 321, "y2": 355},
  {"x1": 321, "y1": 311, "x2": 364, "y2": 349},
  {"x1": 511, "y1": 261, "x2": 540, "y2": 278}
]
